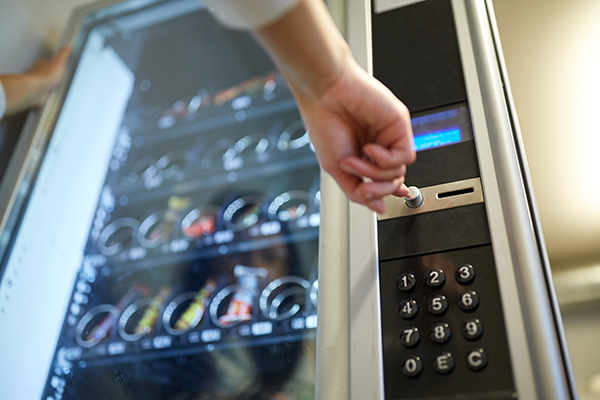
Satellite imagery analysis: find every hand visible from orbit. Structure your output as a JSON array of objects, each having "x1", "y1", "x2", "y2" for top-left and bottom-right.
[
  {"x1": 25, "y1": 46, "x2": 72, "y2": 107},
  {"x1": 254, "y1": 0, "x2": 415, "y2": 213},
  {"x1": 293, "y1": 57, "x2": 416, "y2": 213},
  {"x1": 1, "y1": 46, "x2": 71, "y2": 116}
]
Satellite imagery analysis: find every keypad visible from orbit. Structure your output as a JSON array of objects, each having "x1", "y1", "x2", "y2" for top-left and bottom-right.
[{"x1": 389, "y1": 259, "x2": 492, "y2": 380}]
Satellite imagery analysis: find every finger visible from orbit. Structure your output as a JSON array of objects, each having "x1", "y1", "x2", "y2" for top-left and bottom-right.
[
  {"x1": 365, "y1": 199, "x2": 386, "y2": 214},
  {"x1": 329, "y1": 169, "x2": 393, "y2": 212},
  {"x1": 363, "y1": 143, "x2": 416, "y2": 169},
  {"x1": 340, "y1": 156, "x2": 406, "y2": 182},
  {"x1": 392, "y1": 183, "x2": 410, "y2": 197},
  {"x1": 355, "y1": 179, "x2": 402, "y2": 201}
]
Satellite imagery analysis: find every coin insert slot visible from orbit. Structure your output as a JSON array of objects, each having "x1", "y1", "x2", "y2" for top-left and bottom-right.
[{"x1": 436, "y1": 187, "x2": 474, "y2": 199}]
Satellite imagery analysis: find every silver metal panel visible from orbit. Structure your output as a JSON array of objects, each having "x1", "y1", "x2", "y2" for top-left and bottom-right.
[
  {"x1": 378, "y1": 177, "x2": 484, "y2": 220},
  {"x1": 453, "y1": 0, "x2": 575, "y2": 398},
  {"x1": 483, "y1": 1, "x2": 579, "y2": 396},
  {"x1": 316, "y1": 171, "x2": 350, "y2": 400},
  {"x1": 346, "y1": 1, "x2": 385, "y2": 400}
]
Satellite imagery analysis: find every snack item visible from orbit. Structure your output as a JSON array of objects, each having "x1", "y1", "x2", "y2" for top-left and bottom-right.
[
  {"x1": 219, "y1": 265, "x2": 268, "y2": 325},
  {"x1": 134, "y1": 287, "x2": 172, "y2": 335},
  {"x1": 174, "y1": 280, "x2": 217, "y2": 331}
]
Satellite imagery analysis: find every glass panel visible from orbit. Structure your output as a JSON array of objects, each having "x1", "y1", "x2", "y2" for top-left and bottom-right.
[{"x1": 0, "y1": 2, "x2": 319, "y2": 399}]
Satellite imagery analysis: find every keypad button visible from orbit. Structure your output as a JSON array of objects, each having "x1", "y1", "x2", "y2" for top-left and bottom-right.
[
  {"x1": 428, "y1": 295, "x2": 448, "y2": 315},
  {"x1": 430, "y1": 322, "x2": 452, "y2": 344},
  {"x1": 402, "y1": 356, "x2": 423, "y2": 377},
  {"x1": 455, "y1": 264, "x2": 476, "y2": 285},
  {"x1": 462, "y1": 319, "x2": 484, "y2": 340},
  {"x1": 399, "y1": 299, "x2": 419, "y2": 319},
  {"x1": 400, "y1": 327, "x2": 421, "y2": 348},
  {"x1": 426, "y1": 269, "x2": 446, "y2": 288},
  {"x1": 466, "y1": 348, "x2": 488, "y2": 371},
  {"x1": 459, "y1": 291, "x2": 480, "y2": 312},
  {"x1": 433, "y1": 352, "x2": 455, "y2": 374},
  {"x1": 397, "y1": 273, "x2": 417, "y2": 292}
]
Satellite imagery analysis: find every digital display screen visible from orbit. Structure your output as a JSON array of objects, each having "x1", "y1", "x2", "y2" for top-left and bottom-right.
[
  {"x1": 0, "y1": 2, "x2": 318, "y2": 399},
  {"x1": 411, "y1": 105, "x2": 473, "y2": 152}
]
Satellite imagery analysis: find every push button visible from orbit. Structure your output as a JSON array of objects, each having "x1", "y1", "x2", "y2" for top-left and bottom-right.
[
  {"x1": 404, "y1": 186, "x2": 423, "y2": 208},
  {"x1": 400, "y1": 327, "x2": 420, "y2": 348},
  {"x1": 426, "y1": 269, "x2": 446, "y2": 288},
  {"x1": 397, "y1": 273, "x2": 416, "y2": 292},
  {"x1": 430, "y1": 322, "x2": 452, "y2": 344},
  {"x1": 402, "y1": 356, "x2": 423, "y2": 377},
  {"x1": 459, "y1": 291, "x2": 480, "y2": 312},
  {"x1": 466, "y1": 348, "x2": 488, "y2": 371},
  {"x1": 428, "y1": 295, "x2": 448, "y2": 315},
  {"x1": 455, "y1": 264, "x2": 476, "y2": 285},
  {"x1": 433, "y1": 352, "x2": 455, "y2": 374},
  {"x1": 399, "y1": 299, "x2": 419, "y2": 319},
  {"x1": 462, "y1": 319, "x2": 484, "y2": 340}
]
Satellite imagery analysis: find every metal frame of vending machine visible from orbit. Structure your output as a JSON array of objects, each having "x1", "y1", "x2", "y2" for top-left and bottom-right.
[
  {"x1": 316, "y1": 0, "x2": 580, "y2": 399},
  {"x1": 0, "y1": 1, "x2": 324, "y2": 399}
]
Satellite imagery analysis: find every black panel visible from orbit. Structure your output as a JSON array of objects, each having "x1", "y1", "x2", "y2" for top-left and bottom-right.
[
  {"x1": 380, "y1": 246, "x2": 515, "y2": 399},
  {"x1": 407, "y1": 141, "x2": 480, "y2": 188},
  {"x1": 378, "y1": 204, "x2": 491, "y2": 262},
  {"x1": 372, "y1": 0, "x2": 467, "y2": 112}
]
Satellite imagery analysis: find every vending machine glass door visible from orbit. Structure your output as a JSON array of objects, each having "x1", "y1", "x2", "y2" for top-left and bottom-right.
[{"x1": 0, "y1": 1, "x2": 319, "y2": 399}]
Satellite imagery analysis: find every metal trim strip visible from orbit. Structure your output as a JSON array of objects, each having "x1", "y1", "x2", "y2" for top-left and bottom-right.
[{"x1": 378, "y1": 177, "x2": 484, "y2": 220}]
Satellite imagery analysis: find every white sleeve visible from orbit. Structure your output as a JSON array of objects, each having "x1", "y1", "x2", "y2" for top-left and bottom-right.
[
  {"x1": 0, "y1": 79, "x2": 6, "y2": 121},
  {"x1": 203, "y1": 0, "x2": 301, "y2": 30}
]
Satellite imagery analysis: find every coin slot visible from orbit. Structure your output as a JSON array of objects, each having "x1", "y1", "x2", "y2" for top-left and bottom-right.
[{"x1": 436, "y1": 187, "x2": 474, "y2": 199}]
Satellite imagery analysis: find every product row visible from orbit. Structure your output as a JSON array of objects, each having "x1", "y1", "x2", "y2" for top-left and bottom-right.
[
  {"x1": 69, "y1": 266, "x2": 317, "y2": 352},
  {"x1": 125, "y1": 70, "x2": 292, "y2": 132},
  {"x1": 110, "y1": 116, "x2": 313, "y2": 195},
  {"x1": 92, "y1": 185, "x2": 320, "y2": 260}
]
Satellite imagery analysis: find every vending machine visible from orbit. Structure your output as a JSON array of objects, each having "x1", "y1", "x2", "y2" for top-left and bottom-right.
[
  {"x1": 0, "y1": 0, "x2": 580, "y2": 400},
  {"x1": 329, "y1": 0, "x2": 580, "y2": 399}
]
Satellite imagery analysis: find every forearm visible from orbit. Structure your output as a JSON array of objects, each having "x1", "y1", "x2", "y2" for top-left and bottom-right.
[{"x1": 253, "y1": 0, "x2": 352, "y2": 100}]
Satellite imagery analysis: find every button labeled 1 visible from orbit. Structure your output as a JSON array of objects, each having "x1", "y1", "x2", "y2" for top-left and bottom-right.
[{"x1": 397, "y1": 273, "x2": 416, "y2": 292}]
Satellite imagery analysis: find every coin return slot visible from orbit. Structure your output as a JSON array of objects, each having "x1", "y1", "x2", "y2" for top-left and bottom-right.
[{"x1": 436, "y1": 187, "x2": 474, "y2": 199}]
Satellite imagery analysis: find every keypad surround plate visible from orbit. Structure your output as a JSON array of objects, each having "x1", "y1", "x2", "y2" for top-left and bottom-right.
[{"x1": 379, "y1": 245, "x2": 514, "y2": 399}]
